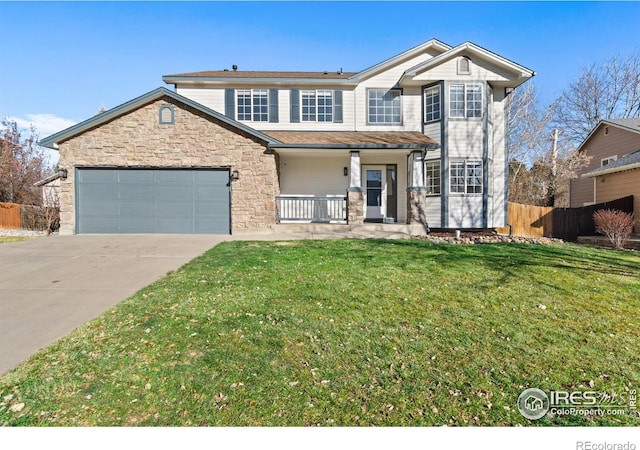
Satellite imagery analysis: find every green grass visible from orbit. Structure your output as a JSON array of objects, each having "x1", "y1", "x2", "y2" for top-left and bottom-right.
[
  {"x1": 1, "y1": 239, "x2": 638, "y2": 426},
  {"x1": 0, "y1": 236, "x2": 33, "y2": 244}
]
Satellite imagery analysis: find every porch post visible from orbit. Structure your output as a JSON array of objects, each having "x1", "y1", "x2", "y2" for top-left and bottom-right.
[
  {"x1": 407, "y1": 150, "x2": 428, "y2": 226},
  {"x1": 347, "y1": 151, "x2": 364, "y2": 224}
]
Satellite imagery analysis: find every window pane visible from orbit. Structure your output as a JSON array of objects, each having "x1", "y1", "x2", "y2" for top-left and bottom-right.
[
  {"x1": 449, "y1": 86, "x2": 465, "y2": 118},
  {"x1": 425, "y1": 86, "x2": 441, "y2": 122},
  {"x1": 466, "y1": 161, "x2": 483, "y2": 194},
  {"x1": 252, "y1": 89, "x2": 268, "y2": 121},
  {"x1": 466, "y1": 84, "x2": 482, "y2": 118},
  {"x1": 425, "y1": 160, "x2": 441, "y2": 195},
  {"x1": 368, "y1": 89, "x2": 401, "y2": 124},
  {"x1": 450, "y1": 161, "x2": 465, "y2": 193},
  {"x1": 237, "y1": 90, "x2": 251, "y2": 121}
]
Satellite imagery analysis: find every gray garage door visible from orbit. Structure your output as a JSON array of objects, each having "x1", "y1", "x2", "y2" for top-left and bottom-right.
[{"x1": 76, "y1": 168, "x2": 230, "y2": 234}]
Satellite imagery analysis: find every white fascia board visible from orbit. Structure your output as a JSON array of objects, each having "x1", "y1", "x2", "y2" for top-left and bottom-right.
[
  {"x1": 163, "y1": 76, "x2": 358, "y2": 87},
  {"x1": 401, "y1": 42, "x2": 535, "y2": 82},
  {"x1": 349, "y1": 39, "x2": 452, "y2": 82}
]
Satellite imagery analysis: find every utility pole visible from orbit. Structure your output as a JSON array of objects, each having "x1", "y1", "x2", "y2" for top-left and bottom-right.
[{"x1": 548, "y1": 129, "x2": 559, "y2": 207}]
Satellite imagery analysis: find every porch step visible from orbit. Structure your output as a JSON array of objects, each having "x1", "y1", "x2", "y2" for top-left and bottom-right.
[{"x1": 270, "y1": 223, "x2": 428, "y2": 238}]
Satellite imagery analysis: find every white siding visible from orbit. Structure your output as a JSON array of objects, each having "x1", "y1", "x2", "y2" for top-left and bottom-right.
[
  {"x1": 423, "y1": 121, "x2": 442, "y2": 146},
  {"x1": 447, "y1": 120, "x2": 484, "y2": 159},
  {"x1": 176, "y1": 86, "x2": 225, "y2": 111},
  {"x1": 354, "y1": 51, "x2": 437, "y2": 131},
  {"x1": 449, "y1": 196, "x2": 484, "y2": 228},
  {"x1": 413, "y1": 56, "x2": 514, "y2": 83},
  {"x1": 490, "y1": 89, "x2": 507, "y2": 227},
  {"x1": 279, "y1": 153, "x2": 350, "y2": 195},
  {"x1": 425, "y1": 198, "x2": 441, "y2": 227}
]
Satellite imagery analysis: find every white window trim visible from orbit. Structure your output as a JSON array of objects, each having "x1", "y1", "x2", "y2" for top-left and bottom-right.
[
  {"x1": 301, "y1": 89, "x2": 333, "y2": 122},
  {"x1": 450, "y1": 160, "x2": 483, "y2": 195},
  {"x1": 601, "y1": 155, "x2": 617, "y2": 167},
  {"x1": 367, "y1": 88, "x2": 402, "y2": 125},
  {"x1": 236, "y1": 89, "x2": 269, "y2": 122},
  {"x1": 448, "y1": 83, "x2": 483, "y2": 119},
  {"x1": 424, "y1": 85, "x2": 441, "y2": 123},
  {"x1": 425, "y1": 159, "x2": 441, "y2": 195}
]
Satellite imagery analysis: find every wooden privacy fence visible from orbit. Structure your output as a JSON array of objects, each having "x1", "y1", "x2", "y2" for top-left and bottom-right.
[
  {"x1": 0, "y1": 202, "x2": 22, "y2": 229},
  {"x1": 497, "y1": 203, "x2": 553, "y2": 238},
  {"x1": 497, "y1": 196, "x2": 634, "y2": 241}
]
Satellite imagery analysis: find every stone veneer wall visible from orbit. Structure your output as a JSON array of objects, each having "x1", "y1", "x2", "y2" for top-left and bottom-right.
[
  {"x1": 57, "y1": 97, "x2": 278, "y2": 234},
  {"x1": 347, "y1": 190, "x2": 364, "y2": 224},
  {"x1": 407, "y1": 189, "x2": 427, "y2": 225}
]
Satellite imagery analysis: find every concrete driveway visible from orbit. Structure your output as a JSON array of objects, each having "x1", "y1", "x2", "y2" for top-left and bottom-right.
[{"x1": 0, "y1": 234, "x2": 229, "y2": 374}]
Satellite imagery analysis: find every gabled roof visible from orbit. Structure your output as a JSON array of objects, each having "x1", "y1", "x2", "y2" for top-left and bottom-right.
[
  {"x1": 576, "y1": 118, "x2": 640, "y2": 153},
  {"x1": 38, "y1": 87, "x2": 281, "y2": 149},
  {"x1": 400, "y1": 41, "x2": 535, "y2": 85},
  {"x1": 163, "y1": 38, "x2": 452, "y2": 86},
  {"x1": 582, "y1": 149, "x2": 640, "y2": 178},
  {"x1": 265, "y1": 131, "x2": 439, "y2": 149}
]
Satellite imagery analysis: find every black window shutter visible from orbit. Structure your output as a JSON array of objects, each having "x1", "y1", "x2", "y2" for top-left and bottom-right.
[
  {"x1": 290, "y1": 89, "x2": 300, "y2": 123},
  {"x1": 225, "y1": 89, "x2": 235, "y2": 119},
  {"x1": 334, "y1": 90, "x2": 343, "y2": 123},
  {"x1": 269, "y1": 89, "x2": 279, "y2": 123}
]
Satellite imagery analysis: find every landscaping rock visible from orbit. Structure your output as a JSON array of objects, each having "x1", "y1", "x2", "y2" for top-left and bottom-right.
[{"x1": 413, "y1": 231, "x2": 563, "y2": 245}]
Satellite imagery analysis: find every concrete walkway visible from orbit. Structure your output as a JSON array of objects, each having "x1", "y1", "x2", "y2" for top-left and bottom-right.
[{"x1": 0, "y1": 234, "x2": 229, "y2": 374}]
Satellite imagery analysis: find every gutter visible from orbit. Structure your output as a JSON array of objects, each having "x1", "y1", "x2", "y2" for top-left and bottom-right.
[
  {"x1": 582, "y1": 162, "x2": 640, "y2": 178},
  {"x1": 268, "y1": 143, "x2": 440, "y2": 150}
]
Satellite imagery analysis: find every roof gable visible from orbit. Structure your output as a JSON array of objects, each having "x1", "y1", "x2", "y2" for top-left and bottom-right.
[
  {"x1": 577, "y1": 119, "x2": 640, "y2": 153},
  {"x1": 401, "y1": 42, "x2": 535, "y2": 86},
  {"x1": 38, "y1": 87, "x2": 280, "y2": 149}
]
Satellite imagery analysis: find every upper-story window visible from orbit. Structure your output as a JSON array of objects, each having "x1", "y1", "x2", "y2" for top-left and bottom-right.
[
  {"x1": 449, "y1": 84, "x2": 483, "y2": 118},
  {"x1": 302, "y1": 90, "x2": 333, "y2": 122},
  {"x1": 368, "y1": 89, "x2": 401, "y2": 124},
  {"x1": 237, "y1": 89, "x2": 268, "y2": 121},
  {"x1": 424, "y1": 86, "x2": 441, "y2": 123}
]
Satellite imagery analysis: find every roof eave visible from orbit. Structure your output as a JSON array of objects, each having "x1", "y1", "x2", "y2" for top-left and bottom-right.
[
  {"x1": 38, "y1": 87, "x2": 281, "y2": 149},
  {"x1": 582, "y1": 161, "x2": 640, "y2": 178},
  {"x1": 163, "y1": 76, "x2": 359, "y2": 87},
  {"x1": 270, "y1": 143, "x2": 440, "y2": 150}
]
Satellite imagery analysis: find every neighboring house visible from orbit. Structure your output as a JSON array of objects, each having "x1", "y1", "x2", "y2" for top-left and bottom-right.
[
  {"x1": 570, "y1": 119, "x2": 640, "y2": 232},
  {"x1": 34, "y1": 172, "x2": 62, "y2": 207},
  {"x1": 39, "y1": 39, "x2": 534, "y2": 235}
]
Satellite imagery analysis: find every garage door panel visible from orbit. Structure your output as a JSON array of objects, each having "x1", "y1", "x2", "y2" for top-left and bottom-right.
[
  {"x1": 119, "y1": 202, "x2": 154, "y2": 215},
  {"x1": 118, "y1": 170, "x2": 154, "y2": 183},
  {"x1": 118, "y1": 217, "x2": 156, "y2": 233},
  {"x1": 156, "y1": 201, "x2": 193, "y2": 215},
  {"x1": 76, "y1": 168, "x2": 230, "y2": 234},
  {"x1": 81, "y1": 201, "x2": 118, "y2": 216},
  {"x1": 118, "y1": 185, "x2": 155, "y2": 200},
  {"x1": 78, "y1": 169, "x2": 117, "y2": 183},
  {"x1": 79, "y1": 217, "x2": 118, "y2": 233}
]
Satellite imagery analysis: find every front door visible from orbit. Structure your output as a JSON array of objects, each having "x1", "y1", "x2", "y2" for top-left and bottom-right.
[{"x1": 364, "y1": 166, "x2": 387, "y2": 221}]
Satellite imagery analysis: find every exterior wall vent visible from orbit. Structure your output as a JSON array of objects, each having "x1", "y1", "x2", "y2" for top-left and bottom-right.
[{"x1": 159, "y1": 104, "x2": 175, "y2": 125}]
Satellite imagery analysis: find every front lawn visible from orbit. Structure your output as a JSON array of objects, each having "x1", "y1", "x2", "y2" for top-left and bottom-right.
[{"x1": 1, "y1": 239, "x2": 638, "y2": 426}]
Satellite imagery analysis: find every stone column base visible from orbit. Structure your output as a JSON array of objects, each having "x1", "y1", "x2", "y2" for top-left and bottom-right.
[
  {"x1": 347, "y1": 190, "x2": 364, "y2": 224},
  {"x1": 407, "y1": 188, "x2": 427, "y2": 225}
]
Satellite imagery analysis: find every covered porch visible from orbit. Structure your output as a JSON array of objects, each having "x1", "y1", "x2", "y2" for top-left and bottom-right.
[{"x1": 266, "y1": 131, "x2": 439, "y2": 225}]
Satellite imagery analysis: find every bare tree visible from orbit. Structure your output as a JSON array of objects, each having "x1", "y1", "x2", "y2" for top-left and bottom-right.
[
  {"x1": 552, "y1": 52, "x2": 640, "y2": 144},
  {"x1": 0, "y1": 118, "x2": 52, "y2": 205}
]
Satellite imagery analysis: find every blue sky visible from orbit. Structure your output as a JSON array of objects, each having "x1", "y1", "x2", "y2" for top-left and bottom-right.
[{"x1": 2, "y1": 1, "x2": 640, "y2": 137}]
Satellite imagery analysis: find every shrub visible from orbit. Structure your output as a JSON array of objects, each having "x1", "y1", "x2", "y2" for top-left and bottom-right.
[{"x1": 593, "y1": 209, "x2": 635, "y2": 249}]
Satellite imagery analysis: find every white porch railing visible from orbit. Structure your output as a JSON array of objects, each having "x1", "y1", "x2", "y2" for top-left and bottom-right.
[{"x1": 276, "y1": 195, "x2": 347, "y2": 222}]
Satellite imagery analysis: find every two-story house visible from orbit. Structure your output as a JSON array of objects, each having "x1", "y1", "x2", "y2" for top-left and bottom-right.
[
  {"x1": 40, "y1": 39, "x2": 534, "y2": 235},
  {"x1": 570, "y1": 118, "x2": 640, "y2": 232}
]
